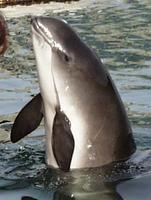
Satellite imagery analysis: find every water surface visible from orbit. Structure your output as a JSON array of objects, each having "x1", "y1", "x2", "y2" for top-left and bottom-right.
[{"x1": 0, "y1": 0, "x2": 151, "y2": 199}]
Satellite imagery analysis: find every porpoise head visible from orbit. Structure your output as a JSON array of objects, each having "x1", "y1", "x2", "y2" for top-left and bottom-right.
[{"x1": 31, "y1": 17, "x2": 107, "y2": 93}]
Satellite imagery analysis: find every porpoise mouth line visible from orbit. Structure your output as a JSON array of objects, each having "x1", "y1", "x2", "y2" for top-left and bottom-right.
[
  {"x1": 32, "y1": 18, "x2": 52, "y2": 46},
  {"x1": 32, "y1": 18, "x2": 66, "y2": 54},
  {"x1": 32, "y1": 17, "x2": 62, "y2": 111}
]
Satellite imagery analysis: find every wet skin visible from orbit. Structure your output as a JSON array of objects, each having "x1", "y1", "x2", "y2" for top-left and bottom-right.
[{"x1": 11, "y1": 17, "x2": 136, "y2": 171}]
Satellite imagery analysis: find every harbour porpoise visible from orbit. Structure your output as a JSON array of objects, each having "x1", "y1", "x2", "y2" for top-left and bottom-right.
[{"x1": 11, "y1": 17, "x2": 136, "y2": 171}]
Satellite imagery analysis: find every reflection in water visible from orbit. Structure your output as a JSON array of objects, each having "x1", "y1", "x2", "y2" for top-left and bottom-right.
[
  {"x1": 21, "y1": 197, "x2": 38, "y2": 200},
  {"x1": 3, "y1": 165, "x2": 151, "y2": 200},
  {"x1": 53, "y1": 180, "x2": 123, "y2": 200},
  {"x1": 1, "y1": 152, "x2": 151, "y2": 200},
  {"x1": 2, "y1": 157, "x2": 151, "y2": 200}
]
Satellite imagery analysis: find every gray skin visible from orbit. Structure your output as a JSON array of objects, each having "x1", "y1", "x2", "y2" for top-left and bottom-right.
[{"x1": 11, "y1": 17, "x2": 136, "y2": 172}]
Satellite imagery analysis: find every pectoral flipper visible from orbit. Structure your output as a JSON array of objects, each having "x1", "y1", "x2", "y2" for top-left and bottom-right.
[
  {"x1": 11, "y1": 93, "x2": 43, "y2": 143},
  {"x1": 52, "y1": 109, "x2": 74, "y2": 171}
]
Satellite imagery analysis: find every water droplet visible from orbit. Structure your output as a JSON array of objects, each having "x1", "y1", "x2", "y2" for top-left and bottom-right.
[
  {"x1": 87, "y1": 144, "x2": 92, "y2": 149},
  {"x1": 65, "y1": 85, "x2": 69, "y2": 92}
]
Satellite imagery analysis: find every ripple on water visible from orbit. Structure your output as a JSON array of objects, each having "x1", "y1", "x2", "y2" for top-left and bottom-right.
[{"x1": 0, "y1": 0, "x2": 150, "y2": 192}]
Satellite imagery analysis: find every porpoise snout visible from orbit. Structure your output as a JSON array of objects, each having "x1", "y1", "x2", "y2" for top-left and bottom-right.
[{"x1": 31, "y1": 16, "x2": 39, "y2": 26}]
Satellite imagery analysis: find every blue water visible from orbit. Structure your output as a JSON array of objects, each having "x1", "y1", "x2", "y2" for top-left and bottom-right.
[{"x1": 0, "y1": 0, "x2": 151, "y2": 199}]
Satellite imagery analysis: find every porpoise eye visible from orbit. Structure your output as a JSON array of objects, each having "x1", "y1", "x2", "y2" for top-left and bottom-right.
[{"x1": 64, "y1": 54, "x2": 70, "y2": 62}]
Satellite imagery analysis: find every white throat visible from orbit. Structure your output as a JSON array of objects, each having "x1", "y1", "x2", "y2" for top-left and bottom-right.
[{"x1": 32, "y1": 31, "x2": 58, "y2": 168}]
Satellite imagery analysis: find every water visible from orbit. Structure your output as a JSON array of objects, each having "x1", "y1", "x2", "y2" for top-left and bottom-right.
[{"x1": 0, "y1": 0, "x2": 151, "y2": 199}]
